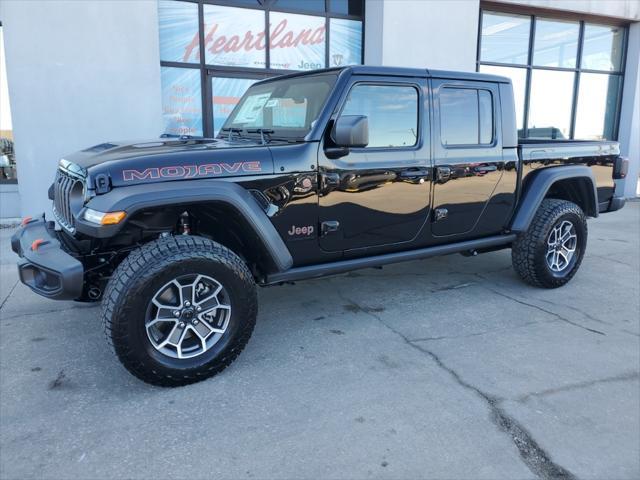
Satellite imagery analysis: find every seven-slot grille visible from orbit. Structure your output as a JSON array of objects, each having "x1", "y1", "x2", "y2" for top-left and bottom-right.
[{"x1": 52, "y1": 168, "x2": 82, "y2": 232}]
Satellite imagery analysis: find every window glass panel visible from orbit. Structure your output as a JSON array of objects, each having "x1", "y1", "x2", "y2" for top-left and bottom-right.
[
  {"x1": 533, "y1": 18, "x2": 579, "y2": 68},
  {"x1": 161, "y1": 67, "x2": 203, "y2": 136},
  {"x1": 574, "y1": 73, "x2": 621, "y2": 140},
  {"x1": 329, "y1": 19, "x2": 362, "y2": 67},
  {"x1": 158, "y1": 0, "x2": 200, "y2": 63},
  {"x1": 224, "y1": 74, "x2": 337, "y2": 139},
  {"x1": 330, "y1": 0, "x2": 364, "y2": 16},
  {"x1": 212, "y1": 77, "x2": 258, "y2": 136},
  {"x1": 269, "y1": 12, "x2": 325, "y2": 70},
  {"x1": 440, "y1": 88, "x2": 479, "y2": 145},
  {"x1": 527, "y1": 69, "x2": 574, "y2": 139},
  {"x1": 202, "y1": 5, "x2": 266, "y2": 68},
  {"x1": 273, "y1": 0, "x2": 326, "y2": 13},
  {"x1": 479, "y1": 65, "x2": 526, "y2": 132},
  {"x1": 582, "y1": 24, "x2": 624, "y2": 72},
  {"x1": 480, "y1": 12, "x2": 531, "y2": 65},
  {"x1": 479, "y1": 90, "x2": 493, "y2": 144},
  {"x1": 342, "y1": 85, "x2": 418, "y2": 148}
]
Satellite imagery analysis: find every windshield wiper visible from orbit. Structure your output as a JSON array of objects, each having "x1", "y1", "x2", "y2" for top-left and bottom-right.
[
  {"x1": 247, "y1": 128, "x2": 274, "y2": 145},
  {"x1": 220, "y1": 127, "x2": 244, "y2": 142}
]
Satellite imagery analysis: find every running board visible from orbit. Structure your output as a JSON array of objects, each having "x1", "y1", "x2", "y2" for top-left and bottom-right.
[{"x1": 264, "y1": 234, "x2": 517, "y2": 285}]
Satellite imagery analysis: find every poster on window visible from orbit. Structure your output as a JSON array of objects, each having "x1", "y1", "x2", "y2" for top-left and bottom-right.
[
  {"x1": 200, "y1": 5, "x2": 266, "y2": 68},
  {"x1": 269, "y1": 12, "x2": 325, "y2": 71},
  {"x1": 329, "y1": 18, "x2": 362, "y2": 67},
  {"x1": 161, "y1": 67, "x2": 203, "y2": 136},
  {"x1": 158, "y1": 0, "x2": 200, "y2": 63},
  {"x1": 212, "y1": 77, "x2": 257, "y2": 135}
]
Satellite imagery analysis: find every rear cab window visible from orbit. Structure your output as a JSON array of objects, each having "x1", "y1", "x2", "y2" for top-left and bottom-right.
[{"x1": 440, "y1": 86, "x2": 495, "y2": 147}]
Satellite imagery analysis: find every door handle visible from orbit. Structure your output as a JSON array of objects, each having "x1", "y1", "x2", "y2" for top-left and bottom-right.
[
  {"x1": 436, "y1": 166, "x2": 451, "y2": 183},
  {"x1": 319, "y1": 172, "x2": 340, "y2": 193},
  {"x1": 473, "y1": 165, "x2": 498, "y2": 173},
  {"x1": 399, "y1": 168, "x2": 430, "y2": 179}
]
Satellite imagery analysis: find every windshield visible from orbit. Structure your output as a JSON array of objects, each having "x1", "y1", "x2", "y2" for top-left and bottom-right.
[{"x1": 220, "y1": 73, "x2": 337, "y2": 141}]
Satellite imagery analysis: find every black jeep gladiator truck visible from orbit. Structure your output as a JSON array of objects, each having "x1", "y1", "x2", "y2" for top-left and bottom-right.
[{"x1": 12, "y1": 66, "x2": 628, "y2": 386}]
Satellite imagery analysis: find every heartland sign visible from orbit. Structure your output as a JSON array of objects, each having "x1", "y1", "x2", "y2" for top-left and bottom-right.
[
  {"x1": 183, "y1": 19, "x2": 325, "y2": 63},
  {"x1": 180, "y1": 6, "x2": 326, "y2": 70}
]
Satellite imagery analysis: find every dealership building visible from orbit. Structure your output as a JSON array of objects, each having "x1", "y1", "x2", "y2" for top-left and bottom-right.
[{"x1": 0, "y1": 0, "x2": 638, "y2": 219}]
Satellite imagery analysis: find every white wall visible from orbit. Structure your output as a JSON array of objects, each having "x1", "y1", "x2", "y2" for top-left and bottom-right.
[
  {"x1": 0, "y1": 0, "x2": 163, "y2": 216},
  {"x1": 366, "y1": 0, "x2": 480, "y2": 71},
  {"x1": 501, "y1": 0, "x2": 640, "y2": 21}
]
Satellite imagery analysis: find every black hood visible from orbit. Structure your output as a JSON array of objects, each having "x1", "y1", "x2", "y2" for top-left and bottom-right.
[{"x1": 63, "y1": 138, "x2": 275, "y2": 190}]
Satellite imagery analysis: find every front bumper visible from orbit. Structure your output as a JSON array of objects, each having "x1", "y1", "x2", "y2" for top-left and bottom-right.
[{"x1": 11, "y1": 216, "x2": 84, "y2": 300}]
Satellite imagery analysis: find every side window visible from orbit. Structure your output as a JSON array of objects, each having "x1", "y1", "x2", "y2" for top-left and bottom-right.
[
  {"x1": 341, "y1": 84, "x2": 418, "y2": 148},
  {"x1": 440, "y1": 87, "x2": 494, "y2": 146}
]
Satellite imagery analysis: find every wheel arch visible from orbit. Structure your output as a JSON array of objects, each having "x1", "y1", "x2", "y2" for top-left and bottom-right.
[
  {"x1": 511, "y1": 165, "x2": 598, "y2": 233},
  {"x1": 77, "y1": 180, "x2": 293, "y2": 276}
]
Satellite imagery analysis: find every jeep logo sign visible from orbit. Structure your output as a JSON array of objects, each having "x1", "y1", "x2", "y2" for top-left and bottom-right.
[{"x1": 287, "y1": 224, "x2": 315, "y2": 238}]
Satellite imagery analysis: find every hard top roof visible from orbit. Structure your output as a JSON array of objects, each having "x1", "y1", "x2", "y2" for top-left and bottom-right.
[{"x1": 256, "y1": 65, "x2": 511, "y2": 85}]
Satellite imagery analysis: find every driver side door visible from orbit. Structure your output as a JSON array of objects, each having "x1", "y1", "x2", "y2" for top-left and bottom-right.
[{"x1": 318, "y1": 77, "x2": 431, "y2": 253}]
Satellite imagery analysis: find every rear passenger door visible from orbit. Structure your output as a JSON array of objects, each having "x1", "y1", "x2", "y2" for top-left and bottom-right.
[{"x1": 431, "y1": 80, "x2": 504, "y2": 237}]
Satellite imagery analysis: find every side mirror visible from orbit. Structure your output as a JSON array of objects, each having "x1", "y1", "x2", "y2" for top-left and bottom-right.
[{"x1": 332, "y1": 115, "x2": 369, "y2": 148}]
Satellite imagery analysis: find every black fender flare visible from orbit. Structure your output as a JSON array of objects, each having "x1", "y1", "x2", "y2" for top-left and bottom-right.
[
  {"x1": 76, "y1": 180, "x2": 293, "y2": 273},
  {"x1": 510, "y1": 165, "x2": 598, "y2": 233}
]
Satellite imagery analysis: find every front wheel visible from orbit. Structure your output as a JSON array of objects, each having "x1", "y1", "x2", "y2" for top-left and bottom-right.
[
  {"x1": 511, "y1": 199, "x2": 587, "y2": 288},
  {"x1": 101, "y1": 236, "x2": 257, "y2": 387}
]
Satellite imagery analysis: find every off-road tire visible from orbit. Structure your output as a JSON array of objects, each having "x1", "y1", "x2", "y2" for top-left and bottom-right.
[
  {"x1": 101, "y1": 235, "x2": 257, "y2": 387},
  {"x1": 511, "y1": 199, "x2": 587, "y2": 288}
]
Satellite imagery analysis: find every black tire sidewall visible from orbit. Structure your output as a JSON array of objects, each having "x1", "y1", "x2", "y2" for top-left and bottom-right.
[
  {"x1": 110, "y1": 245, "x2": 257, "y2": 380},
  {"x1": 534, "y1": 209, "x2": 587, "y2": 286}
]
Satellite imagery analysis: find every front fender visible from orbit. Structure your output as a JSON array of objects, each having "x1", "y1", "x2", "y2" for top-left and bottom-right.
[
  {"x1": 510, "y1": 165, "x2": 598, "y2": 233},
  {"x1": 76, "y1": 180, "x2": 293, "y2": 273}
]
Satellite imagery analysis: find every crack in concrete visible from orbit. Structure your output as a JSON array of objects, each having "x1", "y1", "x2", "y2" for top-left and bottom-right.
[
  {"x1": 475, "y1": 276, "x2": 606, "y2": 336},
  {"x1": 0, "y1": 279, "x2": 19, "y2": 313},
  {"x1": 333, "y1": 284, "x2": 577, "y2": 480},
  {"x1": 515, "y1": 371, "x2": 640, "y2": 403},
  {"x1": 410, "y1": 320, "x2": 542, "y2": 342},
  {"x1": 531, "y1": 297, "x2": 612, "y2": 326}
]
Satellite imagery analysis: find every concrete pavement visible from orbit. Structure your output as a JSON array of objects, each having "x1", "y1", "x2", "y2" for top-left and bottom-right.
[{"x1": 1, "y1": 203, "x2": 638, "y2": 479}]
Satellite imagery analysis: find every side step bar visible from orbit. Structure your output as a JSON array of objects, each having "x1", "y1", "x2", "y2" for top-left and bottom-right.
[{"x1": 264, "y1": 234, "x2": 517, "y2": 285}]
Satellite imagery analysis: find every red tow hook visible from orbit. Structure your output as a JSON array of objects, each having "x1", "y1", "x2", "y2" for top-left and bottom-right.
[
  {"x1": 31, "y1": 238, "x2": 50, "y2": 251},
  {"x1": 21, "y1": 216, "x2": 33, "y2": 227}
]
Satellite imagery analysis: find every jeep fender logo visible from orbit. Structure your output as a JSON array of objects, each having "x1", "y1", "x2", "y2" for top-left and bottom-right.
[
  {"x1": 122, "y1": 161, "x2": 262, "y2": 181},
  {"x1": 287, "y1": 224, "x2": 314, "y2": 237}
]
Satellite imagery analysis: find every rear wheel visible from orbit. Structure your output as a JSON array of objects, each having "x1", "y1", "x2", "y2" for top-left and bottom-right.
[
  {"x1": 511, "y1": 199, "x2": 587, "y2": 288},
  {"x1": 101, "y1": 235, "x2": 257, "y2": 387}
]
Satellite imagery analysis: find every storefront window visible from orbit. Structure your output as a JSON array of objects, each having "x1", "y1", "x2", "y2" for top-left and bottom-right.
[
  {"x1": 273, "y1": 0, "x2": 325, "y2": 13},
  {"x1": 212, "y1": 77, "x2": 258, "y2": 136},
  {"x1": 480, "y1": 12, "x2": 531, "y2": 65},
  {"x1": 0, "y1": 25, "x2": 16, "y2": 184},
  {"x1": 157, "y1": 0, "x2": 365, "y2": 138},
  {"x1": 161, "y1": 67, "x2": 203, "y2": 136},
  {"x1": 202, "y1": 5, "x2": 266, "y2": 68},
  {"x1": 330, "y1": 0, "x2": 364, "y2": 17},
  {"x1": 527, "y1": 70, "x2": 574, "y2": 139},
  {"x1": 581, "y1": 24, "x2": 625, "y2": 72},
  {"x1": 478, "y1": 10, "x2": 626, "y2": 140},
  {"x1": 479, "y1": 64, "x2": 527, "y2": 131},
  {"x1": 269, "y1": 12, "x2": 325, "y2": 71},
  {"x1": 158, "y1": 0, "x2": 200, "y2": 63},
  {"x1": 533, "y1": 19, "x2": 579, "y2": 68},
  {"x1": 574, "y1": 73, "x2": 621, "y2": 140},
  {"x1": 330, "y1": 18, "x2": 363, "y2": 67}
]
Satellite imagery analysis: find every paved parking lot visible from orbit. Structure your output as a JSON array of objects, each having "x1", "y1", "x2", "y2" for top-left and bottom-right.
[{"x1": 1, "y1": 202, "x2": 638, "y2": 480}]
